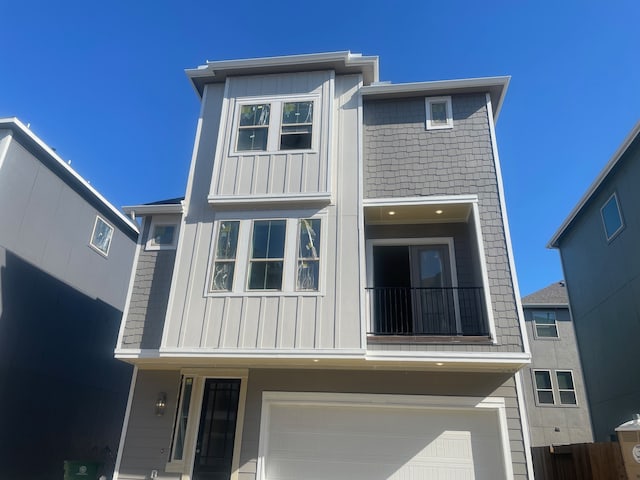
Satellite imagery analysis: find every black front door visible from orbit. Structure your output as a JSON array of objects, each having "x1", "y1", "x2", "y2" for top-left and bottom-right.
[{"x1": 192, "y1": 379, "x2": 241, "y2": 480}]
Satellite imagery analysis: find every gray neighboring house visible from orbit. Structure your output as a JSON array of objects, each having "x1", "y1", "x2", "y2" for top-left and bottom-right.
[
  {"x1": 113, "y1": 52, "x2": 534, "y2": 480},
  {"x1": 521, "y1": 281, "x2": 593, "y2": 447},
  {"x1": 0, "y1": 118, "x2": 138, "y2": 479},
  {"x1": 549, "y1": 120, "x2": 640, "y2": 442}
]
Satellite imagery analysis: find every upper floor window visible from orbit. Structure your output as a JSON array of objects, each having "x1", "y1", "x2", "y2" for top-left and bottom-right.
[
  {"x1": 533, "y1": 369, "x2": 578, "y2": 406},
  {"x1": 601, "y1": 192, "x2": 624, "y2": 241},
  {"x1": 297, "y1": 219, "x2": 321, "y2": 291},
  {"x1": 533, "y1": 311, "x2": 558, "y2": 338},
  {"x1": 534, "y1": 370, "x2": 554, "y2": 405},
  {"x1": 248, "y1": 220, "x2": 286, "y2": 290},
  {"x1": 146, "y1": 219, "x2": 179, "y2": 251},
  {"x1": 90, "y1": 216, "x2": 114, "y2": 256},
  {"x1": 234, "y1": 97, "x2": 317, "y2": 153},
  {"x1": 211, "y1": 221, "x2": 240, "y2": 291},
  {"x1": 425, "y1": 96, "x2": 453, "y2": 130}
]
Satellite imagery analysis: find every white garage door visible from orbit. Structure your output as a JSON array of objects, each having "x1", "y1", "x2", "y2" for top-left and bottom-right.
[{"x1": 259, "y1": 394, "x2": 509, "y2": 480}]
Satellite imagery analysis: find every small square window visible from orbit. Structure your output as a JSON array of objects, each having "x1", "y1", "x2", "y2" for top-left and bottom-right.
[
  {"x1": 601, "y1": 193, "x2": 624, "y2": 241},
  {"x1": 425, "y1": 96, "x2": 453, "y2": 130},
  {"x1": 146, "y1": 223, "x2": 178, "y2": 250},
  {"x1": 90, "y1": 216, "x2": 114, "y2": 256},
  {"x1": 533, "y1": 311, "x2": 558, "y2": 338}
]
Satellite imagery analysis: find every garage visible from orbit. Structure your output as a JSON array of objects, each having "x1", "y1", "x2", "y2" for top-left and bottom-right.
[{"x1": 258, "y1": 392, "x2": 511, "y2": 480}]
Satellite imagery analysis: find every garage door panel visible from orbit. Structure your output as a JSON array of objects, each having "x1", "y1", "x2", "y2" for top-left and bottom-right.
[{"x1": 262, "y1": 402, "x2": 507, "y2": 480}]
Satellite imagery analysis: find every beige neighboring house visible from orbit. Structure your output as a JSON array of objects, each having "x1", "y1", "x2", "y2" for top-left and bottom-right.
[
  {"x1": 521, "y1": 281, "x2": 593, "y2": 447},
  {"x1": 112, "y1": 52, "x2": 534, "y2": 480}
]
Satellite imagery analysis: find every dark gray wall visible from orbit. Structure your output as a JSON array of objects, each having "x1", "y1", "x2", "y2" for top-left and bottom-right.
[
  {"x1": 363, "y1": 94, "x2": 522, "y2": 351},
  {"x1": 557, "y1": 135, "x2": 640, "y2": 441},
  {"x1": 521, "y1": 306, "x2": 592, "y2": 446}
]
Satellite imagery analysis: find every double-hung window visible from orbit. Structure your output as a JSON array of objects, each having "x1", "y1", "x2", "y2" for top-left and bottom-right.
[
  {"x1": 296, "y1": 219, "x2": 321, "y2": 291},
  {"x1": 234, "y1": 98, "x2": 316, "y2": 153},
  {"x1": 533, "y1": 311, "x2": 558, "y2": 338},
  {"x1": 533, "y1": 369, "x2": 578, "y2": 406},
  {"x1": 211, "y1": 221, "x2": 240, "y2": 291},
  {"x1": 248, "y1": 220, "x2": 286, "y2": 290},
  {"x1": 556, "y1": 371, "x2": 577, "y2": 405},
  {"x1": 534, "y1": 370, "x2": 554, "y2": 405}
]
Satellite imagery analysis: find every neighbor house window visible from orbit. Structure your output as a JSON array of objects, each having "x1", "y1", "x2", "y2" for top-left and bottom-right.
[
  {"x1": 280, "y1": 101, "x2": 313, "y2": 150},
  {"x1": 171, "y1": 376, "x2": 194, "y2": 461},
  {"x1": 601, "y1": 193, "x2": 624, "y2": 241},
  {"x1": 296, "y1": 218, "x2": 321, "y2": 291},
  {"x1": 237, "y1": 104, "x2": 270, "y2": 151},
  {"x1": 534, "y1": 370, "x2": 554, "y2": 405},
  {"x1": 248, "y1": 220, "x2": 286, "y2": 290},
  {"x1": 556, "y1": 371, "x2": 577, "y2": 405},
  {"x1": 533, "y1": 311, "x2": 558, "y2": 338},
  {"x1": 425, "y1": 96, "x2": 453, "y2": 130},
  {"x1": 90, "y1": 216, "x2": 114, "y2": 256},
  {"x1": 211, "y1": 221, "x2": 240, "y2": 291},
  {"x1": 146, "y1": 221, "x2": 178, "y2": 250}
]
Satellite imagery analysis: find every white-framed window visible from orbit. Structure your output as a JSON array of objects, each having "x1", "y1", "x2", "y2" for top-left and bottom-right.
[
  {"x1": 210, "y1": 221, "x2": 240, "y2": 291},
  {"x1": 296, "y1": 218, "x2": 321, "y2": 291},
  {"x1": 533, "y1": 311, "x2": 559, "y2": 338},
  {"x1": 534, "y1": 370, "x2": 555, "y2": 405},
  {"x1": 233, "y1": 96, "x2": 317, "y2": 154},
  {"x1": 425, "y1": 96, "x2": 453, "y2": 130},
  {"x1": 207, "y1": 214, "x2": 324, "y2": 295},
  {"x1": 146, "y1": 219, "x2": 179, "y2": 251},
  {"x1": 248, "y1": 220, "x2": 287, "y2": 290},
  {"x1": 601, "y1": 192, "x2": 624, "y2": 241},
  {"x1": 533, "y1": 369, "x2": 578, "y2": 406},
  {"x1": 556, "y1": 370, "x2": 577, "y2": 405},
  {"x1": 89, "y1": 215, "x2": 114, "y2": 256},
  {"x1": 169, "y1": 376, "x2": 194, "y2": 462}
]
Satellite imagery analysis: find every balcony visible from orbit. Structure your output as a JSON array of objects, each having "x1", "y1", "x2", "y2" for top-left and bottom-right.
[{"x1": 366, "y1": 286, "x2": 489, "y2": 336}]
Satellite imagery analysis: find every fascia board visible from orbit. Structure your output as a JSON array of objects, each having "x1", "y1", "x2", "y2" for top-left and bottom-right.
[
  {"x1": 122, "y1": 203, "x2": 184, "y2": 216},
  {"x1": 361, "y1": 76, "x2": 511, "y2": 120},
  {"x1": 0, "y1": 117, "x2": 139, "y2": 237},
  {"x1": 548, "y1": 119, "x2": 640, "y2": 248}
]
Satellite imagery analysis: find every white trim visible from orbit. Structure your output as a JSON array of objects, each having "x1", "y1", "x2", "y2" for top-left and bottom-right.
[
  {"x1": 115, "y1": 217, "x2": 147, "y2": 350},
  {"x1": 207, "y1": 193, "x2": 332, "y2": 206},
  {"x1": 145, "y1": 217, "x2": 180, "y2": 251},
  {"x1": 549, "y1": 119, "x2": 640, "y2": 248},
  {"x1": 365, "y1": 350, "x2": 531, "y2": 364},
  {"x1": 357, "y1": 79, "x2": 368, "y2": 350},
  {"x1": 0, "y1": 117, "x2": 138, "y2": 234},
  {"x1": 122, "y1": 203, "x2": 184, "y2": 216},
  {"x1": 514, "y1": 371, "x2": 536, "y2": 480},
  {"x1": 485, "y1": 93, "x2": 530, "y2": 355},
  {"x1": 425, "y1": 96, "x2": 453, "y2": 130},
  {"x1": 600, "y1": 191, "x2": 625, "y2": 242},
  {"x1": 209, "y1": 79, "x2": 232, "y2": 209},
  {"x1": 0, "y1": 129, "x2": 13, "y2": 170},
  {"x1": 89, "y1": 215, "x2": 114, "y2": 257},
  {"x1": 257, "y1": 391, "x2": 514, "y2": 480},
  {"x1": 363, "y1": 194, "x2": 478, "y2": 207},
  {"x1": 114, "y1": 347, "x2": 161, "y2": 358},
  {"x1": 112, "y1": 366, "x2": 138, "y2": 480}
]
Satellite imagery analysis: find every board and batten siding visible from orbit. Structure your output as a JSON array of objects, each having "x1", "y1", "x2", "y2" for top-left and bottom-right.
[
  {"x1": 163, "y1": 75, "x2": 363, "y2": 351},
  {"x1": 211, "y1": 71, "x2": 332, "y2": 198},
  {"x1": 363, "y1": 94, "x2": 523, "y2": 353}
]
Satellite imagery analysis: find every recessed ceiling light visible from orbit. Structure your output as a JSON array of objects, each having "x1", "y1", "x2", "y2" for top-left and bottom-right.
[
  {"x1": 435, "y1": 209, "x2": 443, "y2": 215},
  {"x1": 388, "y1": 211, "x2": 396, "y2": 216},
  {"x1": 436, "y1": 362, "x2": 444, "y2": 366},
  {"x1": 313, "y1": 359, "x2": 319, "y2": 363}
]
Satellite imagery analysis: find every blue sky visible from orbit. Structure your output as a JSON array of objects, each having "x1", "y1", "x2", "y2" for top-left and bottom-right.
[{"x1": 2, "y1": 1, "x2": 639, "y2": 296}]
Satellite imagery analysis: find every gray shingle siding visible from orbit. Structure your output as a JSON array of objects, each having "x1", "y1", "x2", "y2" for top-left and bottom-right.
[
  {"x1": 363, "y1": 93, "x2": 522, "y2": 351},
  {"x1": 121, "y1": 219, "x2": 176, "y2": 349}
]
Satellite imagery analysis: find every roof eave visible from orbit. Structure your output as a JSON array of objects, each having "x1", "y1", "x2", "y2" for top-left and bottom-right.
[
  {"x1": 122, "y1": 202, "x2": 185, "y2": 216},
  {"x1": 360, "y1": 76, "x2": 511, "y2": 121},
  {"x1": 548, "y1": 119, "x2": 640, "y2": 248},
  {"x1": 185, "y1": 51, "x2": 380, "y2": 97}
]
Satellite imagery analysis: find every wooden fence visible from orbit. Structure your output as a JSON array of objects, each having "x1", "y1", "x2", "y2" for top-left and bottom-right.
[{"x1": 531, "y1": 442, "x2": 627, "y2": 480}]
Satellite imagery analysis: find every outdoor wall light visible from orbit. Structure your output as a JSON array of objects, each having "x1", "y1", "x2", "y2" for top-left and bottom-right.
[{"x1": 155, "y1": 392, "x2": 167, "y2": 416}]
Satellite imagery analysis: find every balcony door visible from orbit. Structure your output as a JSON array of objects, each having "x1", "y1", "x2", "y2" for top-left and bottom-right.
[{"x1": 372, "y1": 240, "x2": 458, "y2": 335}]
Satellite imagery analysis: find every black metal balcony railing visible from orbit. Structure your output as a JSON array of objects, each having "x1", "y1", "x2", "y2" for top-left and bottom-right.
[{"x1": 366, "y1": 286, "x2": 489, "y2": 336}]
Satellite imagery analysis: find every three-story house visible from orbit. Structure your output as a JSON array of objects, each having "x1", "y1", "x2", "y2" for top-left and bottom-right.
[{"x1": 113, "y1": 52, "x2": 533, "y2": 480}]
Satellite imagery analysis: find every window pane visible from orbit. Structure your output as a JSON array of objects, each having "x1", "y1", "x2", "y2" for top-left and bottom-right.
[
  {"x1": 216, "y1": 222, "x2": 239, "y2": 259},
  {"x1": 152, "y1": 225, "x2": 176, "y2": 246},
  {"x1": 560, "y1": 391, "x2": 577, "y2": 405},
  {"x1": 237, "y1": 127, "x2": 268, "y2": 151},
  {"x1": 431, "y1": 102, "x2": 447, "y2": 124},
  {"x1": 248, "y1": 261, "x2": 283, "y2": 290},
  {"x1": 602, "y1": 195, "x2": 623, "y2": 239},
  {"x1": 239, "y1": 104, "x2": 270, "y2": 126},
  {"x1": 556, "y1": 371, "x2": 574, "y2": 390},
  {"x1": 537, "y1": 391, "x2": 555, "y2": 404},
  {"x1": 297, "y1": 260, "x2": 319, "y2": 290},
  {"x1": 91, "y1": 217, "x2": 114, "y2": 255},
  {"x1": 211, "y1": 262, "x2": 235, "y2": 291},
  {"x1": 535, "y1": 371, "x2": 552, "y2": 389},
  {"x1": 252, "y1": 220, "x2": 286, "y2": 259},
  {"x1": 173, "y1": 377, "x2": 193, "y2": 460},
  {"x1": 282, "y1": 102, "x2": 313, "y2": 125},
  {"x1": 536, "y1": 324, "x2": 558, "y2": 337},
  {"x1": 280, "y1": 131, "x2": 312, "y2": 150},
  {"x1": 533, "y1": 311, "x2": 556, "y2": 325},
  {"x1": 298, "y1": 219, "x2": 320, "y2": 258}
]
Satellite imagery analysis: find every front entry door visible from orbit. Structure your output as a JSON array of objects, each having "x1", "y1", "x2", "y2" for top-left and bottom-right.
[{"x1": 192, "y1": 379, "x2": 241, "y2": 480}]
